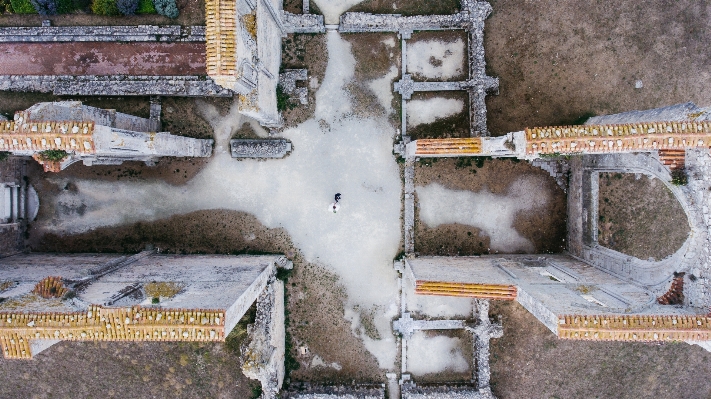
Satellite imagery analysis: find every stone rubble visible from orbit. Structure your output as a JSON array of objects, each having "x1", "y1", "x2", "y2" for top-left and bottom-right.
[
  {"x1": 283, "y1": 384, "x2": 384, "y2": 399},
  {"x1": 230, "y1": 139, "x2": 292, "y2": 158},
  {"x1": 279, "y1": 69, "x2": 309, "y2": 105}
]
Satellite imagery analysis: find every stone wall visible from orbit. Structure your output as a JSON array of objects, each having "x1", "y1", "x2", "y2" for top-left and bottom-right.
[
  {"x1": 282, "y1": 11, "x2": 325, "y2": 33},
  {"x1": 230, "y1": 139, "x2": 292, "y2": 158},
  {"x1": 339, "y1": 12, "x2": 468, "y2": 32},
  {"x1": 0, "y1": 75, "x2": 233, "y2": 97},
  {"x1": 0, "y1": 25, "x2": 205, "y2": 42},
  {"x1": 586, "y1": 102, "x2": 711, "y2": 125}
]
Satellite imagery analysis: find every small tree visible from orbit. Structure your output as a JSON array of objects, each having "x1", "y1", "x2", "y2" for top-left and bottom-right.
[
  {"x1": 153, "y1": 0, "x2": 177, "y2": 18},
  {"x1": 91, "y1": 0, "x2": 118, "y2": 15},
  {"x1": 116, "y1": 0, "x2": 137, "y2": 14},
  {"x1": 30, "y1": 0, "x2": 58, "y2": 14}
]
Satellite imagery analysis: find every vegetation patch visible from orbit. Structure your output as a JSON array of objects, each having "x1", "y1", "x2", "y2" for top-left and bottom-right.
[
  {"x1": 9, "y1": 0, "x2": 36, "y2": 13},
  {"x1": 37, "y1": 149, "x2": 69, "y2": 162},
  {"x1": 598, "y1": 173, "x2": 689, "y2": 260},
  {"x1": 144, "y1": 281, "x2": 184, "y2": 298}
]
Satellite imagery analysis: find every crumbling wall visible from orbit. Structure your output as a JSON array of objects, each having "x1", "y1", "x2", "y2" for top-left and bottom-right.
[{"x1": 241, "y1": 279, "x2": 285, "y2": 399}]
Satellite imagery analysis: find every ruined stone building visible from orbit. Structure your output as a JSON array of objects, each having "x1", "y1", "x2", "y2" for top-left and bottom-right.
[
  {"x1": 404, "y1": 103, "x2": 711, "y2": 351},
  {"x1": 205, "y1": 0, "x2": 285, "y2": 127},
  {"x1": 0, "y1": 251, "x2": 288, "y2": 390},
  {"x1": 0, "y1": 101, "x2": 213, "y2": 172}
]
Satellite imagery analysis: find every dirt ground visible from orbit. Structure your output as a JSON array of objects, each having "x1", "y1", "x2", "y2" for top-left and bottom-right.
[
  {"x1": 489, "y1": 300, "x2": 711, "y2": 399},
  {"x1": 0, "y1": 0, "x2": 204, "y2": 26},
  {"x1": 414, "y1": 157, "x2": 566, "y2": 255},
  {"x1": 343, "y1": 32, "x2": 401, "y2": 126},
  {"x1": 407, "y1": 91, "x2": 469, "y2": 139},
  {"x1": 410, "y1": 329, "x2": 473, "y2": 384},
  {"x1": 287, "y1": 262, "x2": 384, "y2": 384},
  {"x1": 407, "y1": 30, "x2": 468, "y2": 82},
  {"x1": 598, "y1": 173, "x2": 689, "y2": 261},
  {"x1": 0, "y1": 42, "x2": 205, "y2": 75},
  {"x1": 484, "y1": 0, "x2": 711, "y2": 135},
  {"x1": 280, "y1": 33, "x2": 327, "y2": 129},
  {"x1": 0, "y1": 339, "x2": 261, "y2": 399}
]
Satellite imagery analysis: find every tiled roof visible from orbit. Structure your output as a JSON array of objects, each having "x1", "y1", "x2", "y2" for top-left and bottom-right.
[
  {"x1": 415, "y1": 138, "x2": 482, "y2": 155},
  {"x1": 205, "y1": 0, "x2": 238, "y2": 81},
  {"x1": 415, "y1": 281, "x2": 517, "y2": 300},
  {"x1": 0, "y1": 112, "x2": 95, "y2": 154},
  {"x1": 526, "y1": 121, "x2": 711, "y2": 155},
  {"x1": 557, "y1": 314, "x2": 711, "y2": 342},
  {"x1": 0, "y1": 305, "x2": 225, "y2": 359}
]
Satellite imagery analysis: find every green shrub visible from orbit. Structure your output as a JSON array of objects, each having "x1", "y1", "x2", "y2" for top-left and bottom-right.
[
  {"x1": 0, "y1": 152, "x2": 10, "y2": 161},
  {"x1": 153, "y1": 0, "x2": 177, "y2": 18},
  {"x1": 671, "y1": 168, "x2": 688, "y2": 186},
  {"x1": 10, "y1": 0, "x2": 37, "y2": 13},
  {"x1": 91, "y1": 0, "x2": 118, "y2": 15},
  {"x1": 151, "y1": 297, "x2": 160, "y2": 304},
  {"x1": 276, "y1": 84, "x2": 295, "y2": 112},
  {"x1": 37, "y1": 149, "x2": 69, "y2": 161},
  {"x1": 135, "y1": 0, "x2": 154, "y2": 13}
]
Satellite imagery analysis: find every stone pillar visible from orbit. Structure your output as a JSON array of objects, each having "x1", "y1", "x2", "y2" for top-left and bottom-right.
[{"x1": 149, "y1": 96, "x2": 162, "y2": 132}]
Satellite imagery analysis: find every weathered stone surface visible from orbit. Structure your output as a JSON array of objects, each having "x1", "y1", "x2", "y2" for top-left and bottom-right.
[
  {"x1": 401, "y1": 385, "x2": 493, "y2": 399},
  {"x1": 242, "y1": 279, "x2": 285, "y2": 399},
  {"x1": 393, "y1": 312, "x2": 465, "y2": 339},
  {"x1": 279, "y1": 69, "x2": 309, "y2": 105},
  {"x1": 283, "y1": 385, "x2": 384, "y2": 399},
  {"x1": 0, "y1": 25, "x2": 205, "y2": 42},
  {"x1": 230, "y1": 139, "x2": 292, "y2": 158},
  {"x1": 586, "y1": 102, "x2": 711, "y2": 125},
  {"x1": 0, "y1": 75, "x2": 232, "y2": 97},
  {"x1": 282, "y1": 11, "x2": 325, "y2": 33}
]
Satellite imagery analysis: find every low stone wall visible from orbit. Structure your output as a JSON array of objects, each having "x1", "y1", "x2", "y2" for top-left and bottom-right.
[
  {"x1": 586, "y1": 102, "x2": 711, "y2": 125},
  {"x1": 0, "y1": 25, "x2": 205, "y2": 42},
  {"x1": 230, "y1": 139, "x2": 292, "y2": 158},
  {"x1": 283, "y1": 385, "x2": 385, "y2": 399},
  {"x1": 279, "y1": 69, "x2": 308, "y2": 105},
  {"x1": 339, "y1": 12, "x2": 468, "y2": 32},
  {"x1": 282, "y1": 11, "x2": 325, "y2": 33},
  {"x1": 0, "y1": 75, "x2": 232, "y2": 97},
  {"x1": 401, "y1": 385, "x2": 492, "y2": 399}
]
